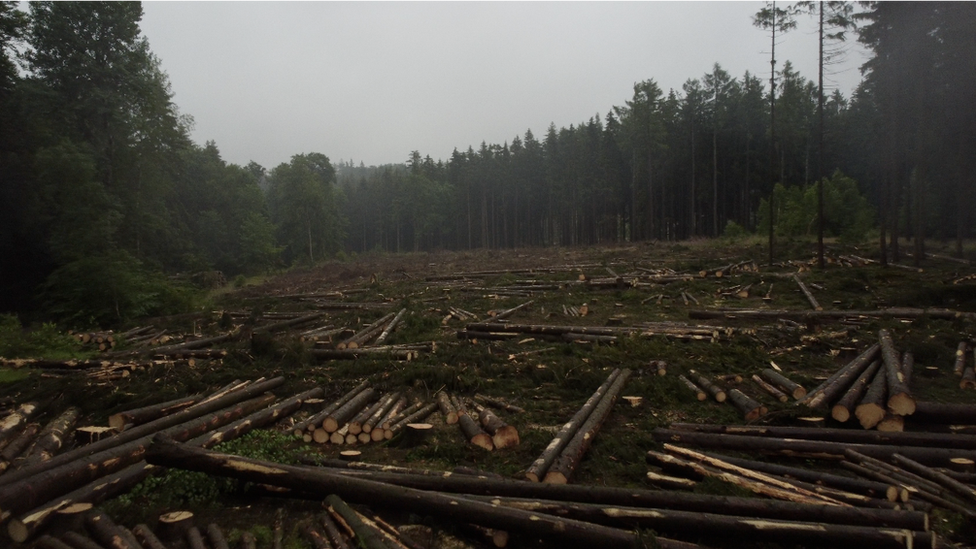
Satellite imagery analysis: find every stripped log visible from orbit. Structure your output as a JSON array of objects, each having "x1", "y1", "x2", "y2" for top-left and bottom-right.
[
  {"x1": 652, "y1": 428, "x2": 976, "y2": 465},
  {"x1": 0, "y1": 377, "x2": 284, "y2": 490},
  {"x1": 294, "y1": 380, "x2": 369, "y2": 437},
  {"x1": 337, "y1": 312, "x2": 397, "y2": 350},
  {"x1": 491, "y1": 300, "x2": 535, "y2": 321},
  {"x1": 186, "y1": 387, "x2": 322, "y2": 448},
  {"x1": 879, "y1": 330, "x2": 914, "y2": 415},
  {"x1": 794, "y1": 275, "x2": 822, "y2": 310},
  {"x1": 362, "y1": 392, "x2": 401, "y2": 434},
  {"x1": 147, "y1": 438, "x2": 642, "y2": 549},
  {"x1": 323, "y1": 388, "x2": 377, "y2": 433},
  {"x1": 469, "y1": 400, "x2": 519, "y2": 449},
  {"x1": 803, "y1": 344, "x2": 880, "y2": 409},
  {"x1": 727, "y1": 389, "x2": 767, "y2": 420},
  {"x1": 678, "y1": 375, "x2": 707, "y2": 401},
  {"x1": 752, "y1": 375, "x2": 788, "y2": 403},
  {"x1": 0, "y1": 402, "x2": 41, "y2": 447},
  {"x1": 349, "y1": 396, "x2": 389, "y2": 436},
  {"x1": 832, "y1": 360, "x2": 883, "y2": 423},
  {"x1": 374, "y1": 396, "x2": 409, "y2": 441},
  {"x1": 855, "y1": 366, "x2": 889, "y2": 429},
  {"x1": 688, "y1": 370, "x2": 725, "y2": 402},
  {"x1": 759, "y1": 369, "x2": 806, "y2": 399},
  {"x1": 525, "y1": 369, "x2": 622, "y2": 482},
  {"x1": 954, "y1": 342, "x2": 968, "y2": 376},
  {"x1": 372, "y1": 308, "x2": 407, "y2": 346},
  {"x1": 544, "y1": 369, "x2": 631, "y2": 484},
  {"x1": 436, "y1": 392, "x2": 458, "y2": 425},
  {"x1": 109, "y1": 394, "x2": 202, "y2": 431}
]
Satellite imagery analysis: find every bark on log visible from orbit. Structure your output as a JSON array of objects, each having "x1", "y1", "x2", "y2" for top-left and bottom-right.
[
  {"x1": 727, "y1": 388, "x2": 767, "y2": 420},
  {"x1": 645, "y1": 470, "x2": 697, "y2": 490},
  {"x1": 891, "y1": 453, "x2": 976, "y2": 505},
  {"x1": 479, "y1": 496, "x2": 931, "y2": 549},
  {"x1": 688, "y1": 370, "x2": 726, "y2": 402},
  {"x1": 668, "y1": 422, "x2": 976, "y2": 450},
  {"x1": 491, "y1": 300, "x2": 534, "y2": 321},
  {"x1": 323, "y1": 388, "x2": 377, "y2": 433},
  {"x1": 0, "y1": 421, "x2": 40, "y2": 472},
  {"x1": 833, "y1": 360, "x2": 883, "y2": 423},
  {"x1": 326, "y1": 494, "x2": 388, "y2": 549},
  {"x1": 689, "y1": 307, "x2": 976, "y2": 321},
  {"x1": 253, "y1": 312, "x2": 325, "y2": 334},
  {"x1": 363, "y1": 392, "x2": 400, "y2": 434},
  {"x1": 752, "y1": 375, "x2": 788, "y2": 403},
  {"x1": 187, "y1": 526, "x2": 208, "y2": 549},
  {"x1": 0, "y1": 376, "x2": 283, "y2": 489},
  {"x1": 474, "y1": 394, "x2": 525, "y2": 414},
  {"x1": 879, "y1": 329, "x2": 915, "y2": 415},
  {"x1": 20, "y1": 407, "x2": 80, "y2": 465},
  {"x1": 525, "y1": 369, "x2": 622, "y2": 482},
  {"x1": 85, "y1": 510, "x2": 139, "y2": 549},
  {"x1": 146, "y1": 438, "x2": 643, "y2": 549},
  {"x1": 803, "y1": 344, "x2": 880, "y2": 409},
  {"x1": 131, "y1": 525, "x2": 168, "y2": 549},
  {"x1": 321, "y1": 513, "x2": 353, "y2": 549},
  {"x1": 436, "y1": 392, "x2": 459, "y2": 425},
  {"x1": 794, "y1": 275, "x2": 823, "y2": 310},
  {"x1": 206, "y1": 523, "x2": 231, "y2": 549},
  {"x1": 387, "y1": 403, "x2": 437, "y2": 437},
  {"x1": 456, "y1": 409, "x2": 493, "y2": 450},
  {"x1": 901, "y1": 352, "x2": 914, "y2": 388},
  {"x1": 653, "y1": 428, "x2": 976, "y2": 465},
  {"x1": 545, "y1": 369, "x2": 631, "y2": 484},
  {"x1": 149, "y1": 332, "x2": 236, "y2": 355},
  {"x1": 912, "y1": 401, "x2": 976, "y2": 424},
  {"x1": 855, "y1": 367, "x2": 889, "y2": 429},
  {"x1": 109, "y1": 394, "x2": 202, "y2": 431},
  {"x1": 954, "y1": 342, "x2": 968, "y2": 376},
  {"x1": 678, "y1": 375, "x2": 707, "y2": 401},
  {"x1": 0, "y1": 393, "x2": 274, "y2": 518},
  {"x1": 962, "y1": 366, "x2": 976, "y2": 389},
  {"x1": 294, "y1": 380, "x2": 370, "y2": 436},
  {"x1": 372, "y1": 308, "x2": 407, "y2": 346},
  {"x1": 349, "y1": 395, "x2": 389, "y2": 435},
  {"x1": 61, "y1": 531, "x2": 110, "y2": 549},
  {"x1": 469, "y1": 400, "x2": 519, "y2": 449},
  {"x1": 760, "y1": 369, "x2": 806, "y2": 400},
  {"x1": 187, "y1": 388, "x2": 321, "y2": 448},
  {"x1": 157, "y1": 511, "x2": 194, "y2": 542},
  {"x1": 36, "y1": 535, "x2": 77, "y2": 549},
  {"x1": 311, "y1": 349, "x2": 418, "y2": 361},
  {"x1": 0, "y1": 401, "x2": 41, "y2": 446},
  {"x1": 304, "y1": 525, "x2": 333, "y2": 549},
  {"x1": 337, "y1": 312, "x2": 397, "y2": 350}
]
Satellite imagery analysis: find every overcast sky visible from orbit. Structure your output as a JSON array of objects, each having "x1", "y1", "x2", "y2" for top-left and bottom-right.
[{"x1": 138, "y1": 1, "x2": 869, "y2": 169}]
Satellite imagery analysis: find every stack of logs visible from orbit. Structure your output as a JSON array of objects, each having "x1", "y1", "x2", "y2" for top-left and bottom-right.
[{"x1": 436, "y1": 392, "x2": 521, "y2": 451}]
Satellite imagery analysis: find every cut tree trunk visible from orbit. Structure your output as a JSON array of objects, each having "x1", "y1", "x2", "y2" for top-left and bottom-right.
[
  {"x1": 436, "y1": 392, "x2": 459, "y2": 425},
  {"x1": 803, "y1": 344, "x2": 880, "y2": 409},
  {"x1": 525, "y1": 369, "x2": 622, "y2": 482},
  {"x1": 0, "y1": 422, "x2": 40, "y2": 472},
  {"x1": 752, "y1": 375, "x2": 789, "y2": 403},
  {"x1": 491, "y1": 300, "x2": 534, "y2": 321},
  {"x1": 469, "y1": 400, "x2": 519, "y2": 449},
  {"x1": 337, "y1": 312, "x2": 397, "y2": 350},
  {"x1": 325, "y1": 494, "x2": 388, "y2": 549},
  {"x1": 350, "y1": 396, "x2": 389, "y2": 435},
  {"x1": 157, "y1": 511, "x2": 194, "y2": 542},
  {"x1": 253, "y1": 312, "x2": 326, "y2": 335},
  {"x1": 85, "y1": 510, "x2": 139, "y2": 549},
  {"x1": 362, "y1": 392, "x2": 401, "y2": 434},
  {"x1": 293, "y1": 380, "x2": 370, "y2": 437},
  {"x1": 19, "y1": 407, "x2": 80, "y2": 468},
  {"x1": 109, "y1": 394, "x2": 202, "y2": 431},
  {"x1": 456, "y1": 408, "x2": 493, "y2": 451},
  {"x1": 0, "y1": 377, "x2": 284, "y2": 489},
  {"x1": 187, "y1": 388, "x2": 322, "y2": 448},
  {"x1": 760, "y1": 369, "x2": 806, "y2": 400},
  {"x1": 372, "y1": 308, "x2": 407, "y2": 346},
  {"x1": 794, "y1": 275, "x2": 823, "y2": 310},
  {"x1": 678, "y1": 375, "x2": 707, "y2": 401},
  {"x1": 387, "y1": 403, "x2": 438, "y2": 438},
  {"x1": 726, "y1": 389, "x2": 767, "y2": 420},
  {"x1": 206, "y1": 523, "x2": 231, "y2": 549},
  {"x1": 832, "y1": 360, "x2": 883, "y2": 423},
  {"x1": 544, "y1": 369, "x2": 631, "y2": 484},
  {"x1": 855, "y1": 367, "x2": 889, "y2": 429},
  {"x1": 954, "y1": 342, "x2": 968, "y2": 376},
  {"x1": 879, "y1": 330, "x2": 915, "y2": 415},
  {"x1": 321, "y1": 512, "x2": 353, "y2": 549},
  {"x1": 961, "y1": 367, "x2": 976, "y2": 389},
  {"x1": 688, "y1": 370, "x2": 726, "y2": 402},
  {"x1": 146, "y1": 438, "x2": 643, "y2": 549},
  {"x1": 474, "y1": 394, "x2": 525, "y2": 414},
  {"x1": 323, "y1": 389, "x2": 377, "y2": 433},
  {"x1": 891, "y1": 453, "x2": 976, "y2": 505},
  {"x1": 0, "y1": 402, "x2": 42, "y2": 447},
  {"x1": 667, "y1": 423, "x2": 976, "y2": 450},
  {"x1": 131, "y1": 524, "x2": 168, "y2": 549}
]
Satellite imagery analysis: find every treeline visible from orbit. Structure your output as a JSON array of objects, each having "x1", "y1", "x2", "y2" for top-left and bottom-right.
[{"x1": 0, "y1": 2, "x2": 973, "y2": 326}]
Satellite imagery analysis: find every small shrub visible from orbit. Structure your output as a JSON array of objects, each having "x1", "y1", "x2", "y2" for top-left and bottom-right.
[{"x1": 0, "y1": 314, "x2": 84, "y2": 359}]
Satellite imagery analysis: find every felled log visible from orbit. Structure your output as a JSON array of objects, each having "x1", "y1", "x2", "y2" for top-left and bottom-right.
[
  {"x1": 474, "y1": 394, "x2": 525, "y2": 414},
  {"x1": 912, "y1": 401, "x2": 976, "y2": 424},
  {"x1": 187, "y1": 526, "x2": 208, "y2": 549},
  {"x1": 879, "y1": 330, "x2": 914, "y2": 416},
  {"x1": 962, "y1": 366, "x2": 976, "y2": 389},
  {"x1": 469, "y1": 401, "x2": 519, "y2": 449},
  {"x1": 387, "y1": 403, "x2": 437, "y2": 439},
  {"x1": 253, "y1": 312, "x2": 325, "y2": 335},
  {"x1": 483, "y1": 496, "x2": 931, "y2": 549},
  {"x1": 454, "y1": 399, "x2": 493, "y2": 451},
  {"x1": 206, "y1": 523, "x2": 231, "y2": 549},
  {"x1": 832, "y1": 360, "x2": 882, "y2": 423},
  {"x1": 803, "y1": 344, "x2": 880, "y2": 409},
  {"x1": 157, "y1": 511, "x2": 194, "y2": 542},
  {"x1": 321, "y1": 513, "x2": 353, "y2": 549},
  {"x1": 525, "y1": 369, "x2": 622, "y2": 482},
  {"x1": 689, "y1": 307, "x2": 976, "y2": 321},
  {"x1": 374, "y1": 396, "x2": 409, "y2": 441},
  {"x1": 954, "y1": 342, "x2": 968, "y2": 376},
  {"x1": 668, "y1": 422, "x2": 976, "y2": 450},
  {"x1": 752, "y1": 375, "x2": 788, "y2": 403},
  {"x1": 759, "y1": 369, "x2": 806, "y2": 400},
  {"x1": 305, "y1": 525, "x2": 333, "y2": 549},
  {"x1": 362, "y1": 392, "x2": 401, "y2": 434},
  {"x1": 323, "y1": 388, "x2": 377, "y2": 433},
  {"x1": 652, "y1": 428, "x2": 976, "y2": 465},
  {"x1": 0, "y1": 422, "x2": 40, "y2": 472},
  {"x1": 147, "y1": 332, "x2": 236, "y2": 355},
  {"x1": 85, "y1": 510, "x2": 139, "y2": 549},
  {"x1": 645, "y1": 470, "x2": 697, "y2": 490},
  {"x1": 372, "y1": 308, "x2": 407, "y2": 346},
  {"x1": 678, "y1": 375, "x2": 707, "y2": 401},
  {"x1": 293, "y1": 380, "x2": 369, "y2": 437},
  {"x1": 793, "y1": 275, "x2": 823, "y2": 310},
  {"x1": 891, "y1": 453, "x2": 976, "y2": 506},
  {"x1": 688, "y1": 370, "x2": 726, "y2": 402},
  {"x1": 436, "y1": 392, "x2": 459, "y2": 425},
  {"x1": 326, "y1": 494, "x2": 388, "y2": 549},
  {"x1": 337, "y1": 312, "x2": 397, "y2": 350},
  {"x1": 311, "y1": 348, "x2": 418, "y2": 361},
  {"x1": 650, "y1": 360, "x2": 668, "y2": 376},
  {"x1": 147, "y1": 438, "x2": 642, "y2": 549},
  {"x1": 19, "y1": 407, "x2": 80, "y2": 467},
  {"x1": 108, "y1": 394, "x2": 203, "y2": 431},
  {"x1": 490, "y1": 300, "x2": 534, "y2": 321},
  {"x1": 350, "y1": 396, "x2": 390, "y2": 436},
  {"x1": 0, "y1": 401, "x2": 42, "y2": 446},
  {"x1": 131, "y1": 524, "x2": 168, "y2": 549},
  {"x1": 727, "y1": 389, "x2": 767, "y2": 420},
  {"x1": 0, "y1": 377, "x2": 284, "y2": 490},
  {"x1": 187, "y1": 387, "x2": 322, "y2": 448},
  {"x1": 855, "y1": 367, "x2": 889, "y2": 429},
  {"x1": 544, "y1": 369, "x2": 631, "y2": 484},
  {"x1": 0, "y1": 393, "x2": 275, "y2": 518}
]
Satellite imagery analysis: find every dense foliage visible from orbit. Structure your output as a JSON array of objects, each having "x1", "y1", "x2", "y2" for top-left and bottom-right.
[{"x1": 0, "y1": 1, "x2": 973, "y2": 325}]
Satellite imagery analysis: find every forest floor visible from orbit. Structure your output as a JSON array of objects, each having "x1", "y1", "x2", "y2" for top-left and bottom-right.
[{"x1": 3, "y1": 236, "x2": 976, "y2": 548}]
